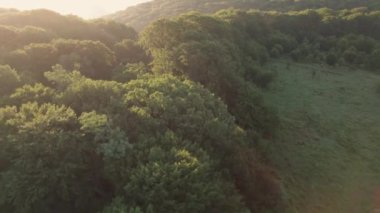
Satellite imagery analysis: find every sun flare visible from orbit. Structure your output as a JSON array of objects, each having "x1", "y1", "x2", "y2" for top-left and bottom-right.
[{"x1": 0, "y1": 0, "x2": 148, "y2": 18}]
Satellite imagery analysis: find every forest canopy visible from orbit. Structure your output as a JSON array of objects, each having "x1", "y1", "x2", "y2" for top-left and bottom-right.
[
  {"x1": 0, "y1": 1, "x2": 379, "y2": 212},
  {"x1": 105, "y1": 0, "x2": 380, "y2": 31}
]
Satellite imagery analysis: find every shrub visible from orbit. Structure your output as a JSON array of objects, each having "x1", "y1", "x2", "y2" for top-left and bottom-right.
[
  {"x1": 326, "y1": 52, "x2": 338, "y2": 66},
  {"x1": 226, "y1": 147, "x2": 284, "y2": 211},
  {"x1": 270, "y1": 44, "x2": 283, "y2": 58},
  {"x1": 290, "y1": 48, "x2": 303, "y2": 62},
  {"x1": 343, "y1": 47, "x2": 358, "y2": 64},
  {"x1": 253, "y1": 72, "x2": 275, "y2": 89}
]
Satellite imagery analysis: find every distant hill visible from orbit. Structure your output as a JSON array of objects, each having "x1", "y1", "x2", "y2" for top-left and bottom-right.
[
  {"x1": 0, "y1": 9, "x2": 137, "y2": 46},
  {"x1": 0, "y1": 8, "x2": 18, "y2": 14},
  {"x1": 105, "y1": 0, "x2": 380, "y2": 31}
]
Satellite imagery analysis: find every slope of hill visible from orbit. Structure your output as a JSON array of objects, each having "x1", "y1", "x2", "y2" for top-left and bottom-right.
[
  {"x1": 0, "y1": 8, "x2": 18, "y2": 14},
  {"x1": 261, "y1": 61, "x2": 380, "y2": 212},
  {"x1": 105, "y1": 0, "x2": 380, "y2": 31},
  {"x1": 0, "y1": 9, "x2": 142, "y2": 81},
  {"x1": 0, "y1": 9, "x2": 137, "y2": 46},
  {"x1": 0, "y1": 5, "x2": 379, "y2": 212}
]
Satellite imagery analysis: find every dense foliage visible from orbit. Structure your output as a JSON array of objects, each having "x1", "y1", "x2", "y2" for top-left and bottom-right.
[
  {"x1": 105, "y1": 0, "x2": 380, "y2": 31},
  {"x1": 0, "y1": 2, "x2": 379, "y2": 212}
]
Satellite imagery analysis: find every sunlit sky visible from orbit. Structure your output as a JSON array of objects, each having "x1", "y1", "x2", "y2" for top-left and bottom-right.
[{"x1": 0, "y1": 0, "x2": 150, "y2": 19}]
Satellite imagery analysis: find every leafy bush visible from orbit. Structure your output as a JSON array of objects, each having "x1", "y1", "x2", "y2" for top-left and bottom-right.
[
  {"x1": 270, "y1": 45, "x2": 283, "y2": 57},
  {"x1": 326, "y1": 52, "x2": 338, "y2": 66},
  {"x1": 253, "y1": 71, "x2": 275, "y2": 89},
  {"x1": 227, "y1": 147, "x2": 284, "y2": 211},
  {"x1": 343, "y1": 47, "x2": 358, "y2": 64},
  {"x1": 290, "y1": 48, "x2": 303, "y2": 62}
]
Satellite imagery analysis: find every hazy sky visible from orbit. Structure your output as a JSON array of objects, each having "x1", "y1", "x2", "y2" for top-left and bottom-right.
[{"x1": 0, "y1": 0, "x2": 150, "y2": 19}]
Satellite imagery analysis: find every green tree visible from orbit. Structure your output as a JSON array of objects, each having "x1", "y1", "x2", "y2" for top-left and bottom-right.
[
  {"x1": 112, "y1": 63, "x2": 148, "y2": 83},
  {"x1": 114, "y1": 39, "x2": 148, "y2": 64},
  {"x1": 9, "y1": 83, "x2": 55, "y2": 105},
  {"x1": 58, "y1": 78, "x2": 124, "y2": 114},
  {"x1": 54, "y1": 39, "x2": 116, "y2": 79},
  {"x1": 122, "y1": 135, "x2": 247, "y2": 213},
  {"x1": 0, "y1": 65, "x2": 21, "y2": 96},
  {"x1": 6, "y1": 39, "x2": 116, "y2": 80},
  {"x1": 0, "y1": 103, "x2": 114, "y2": 213}
]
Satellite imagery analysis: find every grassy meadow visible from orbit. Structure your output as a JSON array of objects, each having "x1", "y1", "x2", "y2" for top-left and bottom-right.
[{"x1": 260, "y1": 61, "x2": 380, "y2": 212}]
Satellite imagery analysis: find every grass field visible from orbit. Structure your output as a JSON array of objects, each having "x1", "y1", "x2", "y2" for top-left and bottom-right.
[{"x1": 259, "y1": 61, "x2": 380, "y2": 213}]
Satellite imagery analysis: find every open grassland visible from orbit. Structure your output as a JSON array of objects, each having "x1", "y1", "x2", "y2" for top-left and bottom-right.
[{"x1": 260, "y1": 61, "x2": 380, "y2": 213}]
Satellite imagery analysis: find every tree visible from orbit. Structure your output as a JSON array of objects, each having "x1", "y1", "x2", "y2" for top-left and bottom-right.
[
  {"x1": 6, "y1": 39, "x2": 116, "y2": 80},
  {"x1": 0, "y1": 25, "x2": 18, "y2": 50},
  {"x1": 122, "y1": 135, "x2": 247, "y2": 213},
  {"x1": 140, "y1": 12, "x2": 278, "y2": 134},
  {"x1": 22, "y1": 43, "x2": 58, "y2": 79},
  {"x1": 17, "y1": 26, "x2": 53, "y2": 46},
  {"x1": 55, "y1": 76, "x2": 124, "y2": 114},
  {"x1": 114, "y1": 39, "x2": 148, "y2": 64},
  {"x1": 120, "y1": 74, "x2": 243, "y2": 150},
  {"x1": 112, "y1": 63, "x2": 148, "y2": 83},
  {"x1": 54, "y1": 39, "x2": 116, "y2": 79},
  {"x1": 0, "y1": 65, "x2": 21, "y2": 96},
  {"x1": 10, "y1": 83, "x2": 55, "y2": 105},
  {"x1": 0, "y1": 103, "x2": 115, "y2": 213},
  {"x1": 93, "y1": 20, "x2": 138, "y2": 41}
]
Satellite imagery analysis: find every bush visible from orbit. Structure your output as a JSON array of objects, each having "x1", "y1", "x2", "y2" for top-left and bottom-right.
[
  {"x1": 326, "y1": 52, "x2": 338, "y2": 66},
  {"x1": 226, "y1": 147, "x2": 284, "y2": 211},
  {"x1": 290, "y1": 48, "x2": 303, "y2": 62},
  {"x1": 253, "y1": 72, "x2": 275, "y2": 89},
  {"x1": 232, "y1": 83, "x2": 278, "y2": 133},
  {"x1": 343, "y1": 47, "x2": 358, "y2": 64},
  {"x1": 270, "y1": 44, "x2": 283, "y2": 58}
]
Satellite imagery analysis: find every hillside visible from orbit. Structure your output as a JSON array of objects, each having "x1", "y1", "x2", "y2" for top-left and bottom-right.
[
  {"x1": 0, "y1": 4, "x2": 380, "y2": 213},
  {"x1": 261, "y1": 61, "x2": 380, "y2": 212},
  {"x1": 0, "y1": 8, "x2": 18, "y2": 14},
  {"x1": 105, "y1": 0, "x2": 380, "y2": 31},
  {"x1": 0, "y1": 9, "x2": 137, "y2": 46}
]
